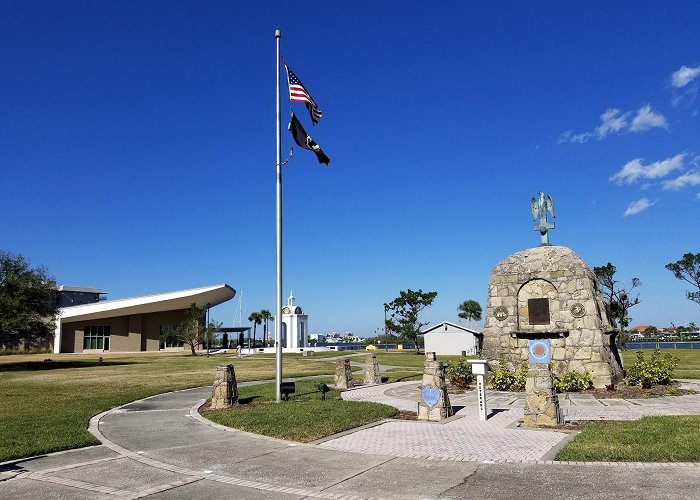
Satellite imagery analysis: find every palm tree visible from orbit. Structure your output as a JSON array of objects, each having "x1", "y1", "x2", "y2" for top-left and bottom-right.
[
  {"x1": 248, "y1": 312, "x2": 262, "y2": 350},
  {"x1": 458, "y1": 299, "x2": 482, "y2": 323},
  {"x1": 260, "y1": 309, "x2": 272, "y2": 347}
]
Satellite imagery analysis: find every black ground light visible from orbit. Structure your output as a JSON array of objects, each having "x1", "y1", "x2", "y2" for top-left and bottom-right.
[
  {"x1": 318, "y1": 383, "x2": 330, "y2": 400},
  {"x1": 280, "y1": 382, "x2": 296, "y2": 401}
]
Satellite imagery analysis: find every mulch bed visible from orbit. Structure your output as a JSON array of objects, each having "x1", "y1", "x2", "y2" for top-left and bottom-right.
[
  {"x1": 393, "y1": 410, "x2": 417, "y2": 420},
  {"x1": 567, "y1": 381, "x2": 694, "y2": 399},
  {"x1": 535, "y1": 420, "x2": 628, "y2": 431}
]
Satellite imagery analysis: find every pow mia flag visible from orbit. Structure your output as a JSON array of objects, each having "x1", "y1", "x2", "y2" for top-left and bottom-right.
[{"x1": 288, "y1": 111, "x2": 330, "y2": 165}]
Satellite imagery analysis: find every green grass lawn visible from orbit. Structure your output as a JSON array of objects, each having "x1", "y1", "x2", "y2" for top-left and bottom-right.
[
  {"x1": 202, "y1": 379, "x2": 398, "y2": 442},
  {"x1": 622, "y1": 348, "x2": 700, "y2": 379},
  {"x1": 0, "y1": 352, "x2": 335, "y2": 462},
  {"x1": 556, "y1": 415, "x2": 700, "y2": 462}
]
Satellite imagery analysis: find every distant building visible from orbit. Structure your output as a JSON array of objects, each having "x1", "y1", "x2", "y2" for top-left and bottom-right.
[
  {"x1": 54, "y1": 284, "x2": 235, "y2": 353},
  {"x1": 630, "y1": 325, "x2": 650, "y2": 333},
  {"x1": 308, "y1": 333, "x2": 326, "y2": 344},
  {"x1": 281, "y1": 293, "x2": 308, "y2": 348},
  {"x1": 51, "y1": 286, "x2": 106, "y2": 308},
  {"x1": 421, "y1": 321, "x2": 482, "y2": 356}
]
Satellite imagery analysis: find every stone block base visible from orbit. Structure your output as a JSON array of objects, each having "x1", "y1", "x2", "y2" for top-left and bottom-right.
[{"x1": 211, "y1": 364, "x2": 238, "y2": 409}]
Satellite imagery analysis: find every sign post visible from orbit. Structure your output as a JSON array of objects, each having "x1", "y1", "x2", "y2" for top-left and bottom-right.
[{"x1": 468, "y1": 360, "x2": 489, "y2": 421}]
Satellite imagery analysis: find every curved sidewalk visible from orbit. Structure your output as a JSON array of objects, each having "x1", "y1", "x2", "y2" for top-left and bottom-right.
[{"x1": 2, "y1": 382, "x2": 700, "y2": 500}]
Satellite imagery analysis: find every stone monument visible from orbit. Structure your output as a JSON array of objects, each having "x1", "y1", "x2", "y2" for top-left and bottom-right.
[
  {"x1": 211, "y1": 364, "x2": 238, "y2": 409},
  {"x1": 364, "y1": 353, "x2": 381, "y2": 384},
  {"x1": 482, "y1": 193, "x2": 624, "y2": 388},
  {"x1": 334, "y1": 358, "x2": 354, "y2": 390},
  {"x1": 418, "y1": 352, "x2": 453, "y2": 421}
]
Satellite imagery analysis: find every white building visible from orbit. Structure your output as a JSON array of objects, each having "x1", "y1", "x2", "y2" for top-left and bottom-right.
[
  {"x1": 281, "y1": 293, "x2": 308, "y2": 348},
  {"x1": 421, "y1": 321, "x2": 482, "y2": 356}
]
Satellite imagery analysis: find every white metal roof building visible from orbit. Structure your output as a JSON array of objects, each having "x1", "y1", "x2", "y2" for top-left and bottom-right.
[
  {"x1": 54, "y1": 284, "x2": 235, "y2": 353},
  {"x1": 421, "y1": 321, "x2": 483, "y2": 356}
]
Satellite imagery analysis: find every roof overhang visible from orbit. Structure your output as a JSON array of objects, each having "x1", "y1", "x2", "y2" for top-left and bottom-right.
[{"x1": 58, "y1": 284, "x2": 235, "y2": 323}]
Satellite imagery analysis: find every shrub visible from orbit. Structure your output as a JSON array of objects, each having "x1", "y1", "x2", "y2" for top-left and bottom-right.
[
  {"x1": 512, "y1": 365, "x2": 528, "y2": 390},
  {"x1": 489, "y1": 360, "x2": 527, "y2": 391},
  {"x1": 447, "y1": 358, "x2": 474, "y2": 389},
  {"x1": 626, "y1": 349, "x2": 679, "y2": 387},
  {"x1": 554, "y1": 370, "x2": 593, "y2": 392}
]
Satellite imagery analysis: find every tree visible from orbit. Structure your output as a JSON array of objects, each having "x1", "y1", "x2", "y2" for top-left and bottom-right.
[
  {"x1": 0, "y1": 251, "x2": 58, "y2": 349},
  {"x1": 665, "y1": 253, "x2": 700, "y2": 306},
  {"x1": 205, "y1": 320, "x2": 223, "y2": 354},
  {"x1": 385, "y1": 289, "x2": 438, "y2": 354},
  {"x1": 457, "y1": 299, "x2": 482, "y2": 323},
  {"x1": 180, "y1": 303, "x2": 206, "y2": 355},
  {"x1": 593, "y1": 262, "x2": 641, "y2": 333},
  {"x1": 248, "y1": 311, "x2": 262, "y2": 349},
  {"x1": 260, "y1": 309, "x2": 272, "y2": 347}
]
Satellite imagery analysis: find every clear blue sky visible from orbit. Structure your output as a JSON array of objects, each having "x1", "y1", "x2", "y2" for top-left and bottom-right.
[{"x1": 2, "y1": 2, "x2": 699, "y2": 335}]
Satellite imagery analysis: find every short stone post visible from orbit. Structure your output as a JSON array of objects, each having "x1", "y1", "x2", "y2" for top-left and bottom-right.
[
  {"x1": 211, "y1": 364, "x2": 238, "y2": 409},
  {"x1": 364, "y1": 353, "x2": 381, "y2": 384},
  {"x1": 418, "y1": 352, "x2": 453, "y2": 421},
  {"x1": 334, "y1": 358, "x2": 354, "y2": 390},
  {"x1": 523, "y1": 363, "x2": 561, "y2": 427},
  {"x1": 468, "y1": 360, "x2": 489, "y2": 421}
]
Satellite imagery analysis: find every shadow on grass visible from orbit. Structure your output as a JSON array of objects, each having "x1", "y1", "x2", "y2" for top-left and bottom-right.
[
  {"x1": 237, "y1": 396, "x2": 263, "y2": 404},
  {"x1": 0, "y1": 360, "x2": 137, "y2": 372}
]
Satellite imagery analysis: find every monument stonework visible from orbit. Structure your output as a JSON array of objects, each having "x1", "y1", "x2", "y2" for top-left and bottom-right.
[
  {"x1": 482, "y1": 244, "x2": 624, "y2": 387},
  {"x1": 210, "y1": 364, "x2": 238, "y2": 409},
  {"x1": 418, "y1": 353, "x2": 453, "y2": 421},
  {"x1": 334, "y1": 358, "x2": 354, "y2": 390},
  {"x1": 482, "y1": 193, "x2": 624, "y2": 388}
]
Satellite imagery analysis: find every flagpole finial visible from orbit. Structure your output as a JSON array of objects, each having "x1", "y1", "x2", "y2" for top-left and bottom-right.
[{"x1": 275, "y1": 29, "x2": 281, "y2": 38}]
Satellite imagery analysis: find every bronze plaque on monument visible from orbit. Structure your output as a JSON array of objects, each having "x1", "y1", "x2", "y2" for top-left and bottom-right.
[{"x1": 528, "y1": 298, "x2": 550, "y2": 325}]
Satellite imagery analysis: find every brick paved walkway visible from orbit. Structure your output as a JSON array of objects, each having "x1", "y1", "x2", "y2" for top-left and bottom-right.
[{"x1": 318, "y1": 381, "x2": 700, "y2": 463}]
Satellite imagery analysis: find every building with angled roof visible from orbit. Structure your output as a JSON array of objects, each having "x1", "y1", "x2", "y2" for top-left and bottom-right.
[
  {"x1": 421, "y1": 321, "x2": 482, "y2": 356},
  {"x1": 53, "y1": 284, "x2": 235, "y2": 353}
]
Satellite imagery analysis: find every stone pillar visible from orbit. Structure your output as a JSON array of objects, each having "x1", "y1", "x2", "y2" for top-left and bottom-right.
[
  {"x1": 211, "y1": 364, "x2": 238, "y2": 409},
  {"x1": 335, "y1": 358, "x2": 354, "y2": 390},
  {"x1": 364, "y1": 353, "x2": 381, "y2": 384},
  {"x1": 523, "y1": 363, "x2": 561, "y2": 427},
  {"x1": 418, "y1": 352, "x2": 453, "y2": 421}
]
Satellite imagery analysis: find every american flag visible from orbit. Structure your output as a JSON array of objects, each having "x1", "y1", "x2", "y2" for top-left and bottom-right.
[{"x1": 285, "y1": 64, "x2": 323, "y2": 125}]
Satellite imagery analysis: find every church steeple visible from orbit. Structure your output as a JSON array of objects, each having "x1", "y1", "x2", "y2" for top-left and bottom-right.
[{"x1": 287, "y1": 291, "x2": 295, "y2": 307}]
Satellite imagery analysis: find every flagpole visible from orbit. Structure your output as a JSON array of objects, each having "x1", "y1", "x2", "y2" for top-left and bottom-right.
[{"x1": 274, "y1": 29, "x2": 283, "y2": 403}]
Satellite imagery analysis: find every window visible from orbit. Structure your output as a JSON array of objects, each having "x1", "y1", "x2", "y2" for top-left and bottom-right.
[
  {"x1": 83, "y1": 325, "x2": 110, "y2": 350},
  {"x1": 160, "y1": 325, "x2": 181, "y2": 349}
]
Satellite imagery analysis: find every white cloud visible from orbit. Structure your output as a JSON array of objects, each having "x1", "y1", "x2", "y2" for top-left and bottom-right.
[
  {"x1": 671, "y1": 65, "x2": 700, "y2": 88},
  {"x1": 610, "y1": 153, "x2": 685, "y2": 185},
  {"x1": 662, "y1": 170, "x2": 700, "y2": 190},
  {"x1": 560, "y1": 105, "x2": 666, "y2": 143},
  {"x1": 558, "y1": 130, "x2": 592, "y2": 144},
  {"x1": 629, "y1": 104, "x2": 668, "y2": 132},
  {"x1": 595, "y1": 108, "x2": 629, "y2": 137},
  {"x1": 624, "y1": 198, "x2": 655, "y2": 216}
]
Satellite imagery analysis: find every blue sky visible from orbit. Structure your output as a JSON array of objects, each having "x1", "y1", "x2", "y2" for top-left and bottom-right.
[{"x1": 2, "y1": 2, "x2": 699, "y2": 335}]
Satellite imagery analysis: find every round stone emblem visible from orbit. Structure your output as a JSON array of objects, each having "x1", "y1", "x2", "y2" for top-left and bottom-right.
[
  {"x1": 494, "y1": 306, "x2": 508, "y2": 321},
  {"x1": 570, "y1": 302, "x2": 585, "y2": 318}
]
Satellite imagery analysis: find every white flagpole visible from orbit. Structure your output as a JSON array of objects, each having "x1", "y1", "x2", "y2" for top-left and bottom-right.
[{"x1": 274, "y1": 29, "x2": 283, "y2": 403}]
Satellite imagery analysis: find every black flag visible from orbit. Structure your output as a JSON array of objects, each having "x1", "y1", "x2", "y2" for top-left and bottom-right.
[{"x1": 288, "y1": 111, "x2": 330, "y2": 165}]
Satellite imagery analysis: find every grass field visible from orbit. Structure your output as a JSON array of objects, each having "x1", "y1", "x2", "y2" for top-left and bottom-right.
[
  {"x1": 0, "y1": 352, "x2": 335, "y2": 462},
  {"x1": 555, "y1": 415, "x2": 700, "y2": 462},
  {"x1": 202, "y1": 379, "x2": 398, "y2": 442}
]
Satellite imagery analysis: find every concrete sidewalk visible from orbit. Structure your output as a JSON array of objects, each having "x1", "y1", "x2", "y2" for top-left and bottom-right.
[{"x1": 1, "y1": 383, "x2": 699, "y2": 500}]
